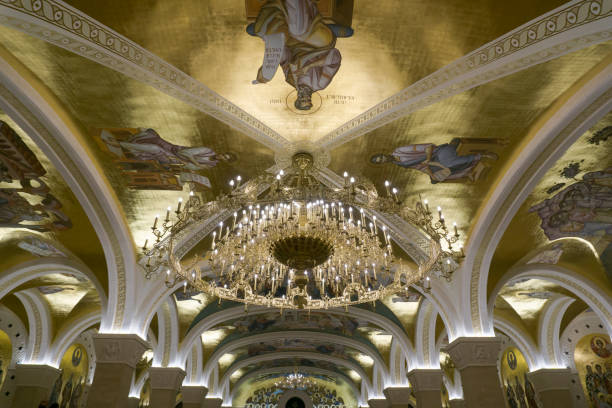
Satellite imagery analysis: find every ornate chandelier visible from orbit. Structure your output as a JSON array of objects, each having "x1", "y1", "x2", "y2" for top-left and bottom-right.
[
  {"x1": 274, "y1": 371, "x2": 316, "y2": 389},
  {"x1": 142, "y1": 153, "x2": 462, "y2": 310}
]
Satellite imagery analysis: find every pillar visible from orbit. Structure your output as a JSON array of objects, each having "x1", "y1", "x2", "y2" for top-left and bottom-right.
[
  {"x1": 202, "y1": 397, "x2": 224, "y2": 408},
  {"x1": 148, "y1": 367, "x2": 185, "y2": 408},
  {"x1": 10, "y1": 364, "x2": 60, "y2": 408},
  {"x1": 367, "y1": 398, "x2": 388, "y2": 408},
  {"x1": 383, "y1": 387, "x2": 412, "y2": 408},
  {"x1": 182, "y1": 385, "x2": 208, "y2": 408},
  {"x1": 444, "y1": 337, "x2": 505, "y2": 408},
  {"x1": 527, "y1": 368, "x2": 575, "y2": 408},
  {"x1": 127, "y1": 396, "x2": 140, "y2": 408},
  {"x1": 448, "y1": 399, "x2": 465, "y2": 408},
  {"x1": 87, "y1": 333, "x2": 149, "y2": 408},
  {"x1": 407, "y1": 369, "x2": 442, "y2": 408}
]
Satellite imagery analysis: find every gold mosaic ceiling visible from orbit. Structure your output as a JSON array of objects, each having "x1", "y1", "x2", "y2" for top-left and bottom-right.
[{"x1": 0, "y1": 0, "x2": 611, "y2": 386}]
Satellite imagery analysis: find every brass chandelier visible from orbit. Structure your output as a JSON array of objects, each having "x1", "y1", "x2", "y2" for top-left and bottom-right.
[
  {"x1": 142, "y1": 153, "x2": 462, "y2": 310},
  {"x1": 274, "y1": 371, "x2": 316, "y2": 389}
]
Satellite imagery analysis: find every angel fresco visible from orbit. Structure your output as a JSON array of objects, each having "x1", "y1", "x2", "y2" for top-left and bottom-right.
[
  {"x1": 529, "y1": 168, "x2": 612, "y2": 281},
  {"x1": 247, "y1": 0, "x2": 353, "y2": 111},
  {"x1": 0, "y1": 121, "x2": 72, "y2": 231},
  {"x1": 97, "y1": 128, "x2": 236, "y2": 191},
  {"x1": 370, "y1": 137, "x2": 506, "y2": 184}
]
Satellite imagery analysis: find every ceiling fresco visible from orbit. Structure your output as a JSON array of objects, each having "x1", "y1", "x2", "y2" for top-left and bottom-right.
[
  {"x1": 0, "y1": 0, "x2": 611, "y2": 403},
  {"x1": 59, "y1": 0, "x2": 570, "y2": 143},
  {"x1": 0, "y1": 112, "x2": 107, "y2": 286},
  {"x1": 491, "y1": 111, "x2": 612, "y2": 295}
]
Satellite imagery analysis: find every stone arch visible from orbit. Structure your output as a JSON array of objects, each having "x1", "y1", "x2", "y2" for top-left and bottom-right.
[{"x1": 460, "y1": 60, "x2": 612, "y2": 335}]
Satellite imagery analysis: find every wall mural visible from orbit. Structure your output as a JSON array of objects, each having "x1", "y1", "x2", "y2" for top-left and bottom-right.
[
  {"x1": 246, "y1": 381, "x2": 345, "y2": 408},
  {"x1": 530, "y1": 167, "x2": 612, "y2": 281},
  {"x1": 0, "y1": 330, "x2": 11, "y2": 390},
  {"x1": 95, "y1": 128, "x2": 236, "y2": 191},
  {"x1": 246, "y1": 0, "x2": 353, "y2": 111},
  {"x1": 213, "y1": 310, "x2": 383, "y2": 340},
  {"x1": 0, "y1": 121, "x2": 72, "y2": 231},
  {"x1": 370, "y1": 138, "x2": 508, "y2": 184},
  {"x1": 574, "y1": 333, "x2": 612, "y2": 408},
  {"x1": 499, "y1": 347, "x2": 540, "y2": 408},
  {"x1": 48, "y1": 343, "x2": 88, "y2": 408}
]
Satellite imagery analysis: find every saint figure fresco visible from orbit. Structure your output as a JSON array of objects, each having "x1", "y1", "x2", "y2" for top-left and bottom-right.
[
  {"x1": 529, "y1": 168, "x2": 612, "y2": 281},
  {"x1": 0, "y1": 121, "x2": 72, "y2": 231},
  {"x1": 370, "y1": 138, "x2": 506, "y2": 184},
  {"x1": 247, "y1": 0, "x2": 353, "y2": 110},
  {"x1": 96, "y1": 128, "x2": 236, "y2": 191}
]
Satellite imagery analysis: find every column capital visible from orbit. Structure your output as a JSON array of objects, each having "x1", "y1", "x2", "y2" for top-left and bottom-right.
[
  {"x1": 367, "y1": 398, "x2": 388, "y2": 408},
  {"x1": 182, "y1": 385, "x2": 208, "y2": 403},
  {"x1": 93, "y1": 333, "x2": 149, "y2": 368},
  {"x1": 14, "y1": 364, "x2": 60, "y2": 388},
  {"x1": 407, "y1": 369, "x2": 442, "y2": 392},
  {"x1": 443, "y1": 337, "x2": 502, "y2": 369},
  {"x1": 383, "y1": 386, "x2": 412, "y2": 404},
  {"x1": 149, "y1": 367, "x2": 186, "y2": 391},
  {"x1": 527, "y1": 368, "x2": 572, "y2": 392},
  {"x1": 203, "y1": 397, "x2": 224, "y2": 408},
  {"x1": 449, "y1": 399, "x2": 466, "y2": 408}
]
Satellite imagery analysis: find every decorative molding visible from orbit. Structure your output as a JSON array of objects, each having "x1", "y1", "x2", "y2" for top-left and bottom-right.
[
  {"x1": 319, "y1": 0, "x2": 612, "y2": 149},
  {"x1": 0, "y1": 0, "x2": 290, "y2": 151},
  {"x1": 92, "y1": 333, "x2": 149, "y2": 367},
  {"x1": 468, "y1": 71, "x2": 612, "y2": 335}
]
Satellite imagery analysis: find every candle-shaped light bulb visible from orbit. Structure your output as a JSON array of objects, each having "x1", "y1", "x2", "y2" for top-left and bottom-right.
[
  {"x1": 142, "y1": 239, "x2": 148, "y2": 251},
  {"x1": 350, "y1": 177, "x2": 355, "y2": 184},
  {"x1": 176, "y1": 197, "x2": 183, "y2": 213},
  {"x1": 276, "y1": 174, "x2": 281, "y2": 180},
  {"x1": 236, "y1": 175, "x2": 242, "y2": 186},
  {"x1": 165, "y1": 206, "x2": 171, "y2": 221},
  {"x1": 229, "y1": 179, "x2": 235, "y2": 187},
  {"x1": 343, "y1": 171, "x2": 348, "y2": 178},
  {"x1": 280, "y1": 169, "x2": 285, "y2": 176},
  {"x1": 453, "y1": 221, "x2": 458, "y2": 236},
  {"x1": 392, "y1": 187, "x2": 398, "y2": 201},
  {"x1": 384, "y1": 180, "x2": 391, "y2": 196},
  {"x1": 153, "y1": 214, "x2": 159, "y2": 229},
  {"x1": 437, "y1": 206, "x2": 442, "y2": 219}
]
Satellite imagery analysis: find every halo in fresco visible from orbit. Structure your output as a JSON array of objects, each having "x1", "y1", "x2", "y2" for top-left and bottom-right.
[
  {"x1": 246, "y1": 0, "x2": 354, "y2": 112},
  {"x1": 499, "y1": 347, "x2": 538, "y2": 408},
  {"x1": 530, "y1": 167, "x2": 612, "y2": 281},
  {"x1": 49, "y1": 343, "x2": 89, "y2": 408},
  {"x1": 94, "y1": 128, "x2": 236, "y2": 191},
  {"x1": 369, "y1": 138, "x2": 508, "y2": 184},
  {"x1": 575, "y1": 333, "x2": 612, "y2": 408},
  {"x1": 0, "y1": 121, "x2": 72, "y2": 231}
]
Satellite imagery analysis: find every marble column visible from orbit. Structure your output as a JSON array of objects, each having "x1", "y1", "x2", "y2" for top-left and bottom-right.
[
  {"x1": 527, "y1": 368, "x2": 576, "y2": 408},
  {"x1": 444, "y1": 337, "x2": 505, "y2": 408},
  {"x1": 202, "y1": 397, "x2": 224, "y2": 408},
  {"x1": 182, "y1": 385, "x2": 208, "y2": 408},
  {"x1": 383, "y1": 387, "x2": 412, "y2": 408},
  {"x1": 407, "y1": 369, "x2": 442, "y2": 408},
  {"x1": 448, "y1": 399, "x2": 465, "y2": 408},
  {"x1": 10, "y1": 364, "x2": 60, "y2": 408},
  {"x1": 87, "y1": 333, "x2": 149, "y2": 408},
  {"x1": 367, "y1": 398, "x2": 388, "y2": 408}
]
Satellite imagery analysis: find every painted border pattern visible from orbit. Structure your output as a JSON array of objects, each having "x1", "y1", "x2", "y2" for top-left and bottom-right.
[
  {"x1": 319, "y1": 0, "x2": 612, "y2": 149},
  {"x1": 0, "y1": 0, "x2": 290, "y2": 151}
]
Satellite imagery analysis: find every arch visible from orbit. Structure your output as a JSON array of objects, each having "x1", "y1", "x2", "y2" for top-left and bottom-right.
[
  {"x1": 229, "y1": 365, "x2": 362, "y2": 407},
  {"x1": 0, "y1": 258, "x2": 107, "y2": 309},
  {"x1": 13, "y1": 289, "x2": 52, "y2": 364},
  {"x1": 461, "y1": 58, "x2": 612, "y2": 335},
  {"x1": 180, "y1": 305, "x2": 415, "y2": 372},
  {"x1": 488, "y1": 265, "x2": 612, "y2": 339},
  {"x1": 537, "y1": 295, "x2": 575, "y2": 368},
  {"x1": 414, "y1": 298, "x2": 439, "y2": 369},
  {"x1": 219, "y1": 352, "x2": 373, "y2": 396},
  {"x1": 493, "y1": 316, "x2": 539, "y2": 370},
  {"x1": 47, "y1": 310, "x2": 101, "y2": 367},
  {"x1": 153, "y1": 297, "x2": 180, "y2": 368},
  {"x1": 202, "y1": 331, "x2": 388, "y2": 385},
  {"x1": 0, "y1": 305, "x2": 28, "y2": 368},
  {"x1": 134, "y1": 280, "x2": 184, "y2": 338},
  {"x1": 0, "y1": 50, "x2": 136, "y2": 331}
]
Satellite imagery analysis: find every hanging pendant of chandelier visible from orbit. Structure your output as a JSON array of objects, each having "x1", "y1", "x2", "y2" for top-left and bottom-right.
[{"x1": 142, "y1": 153, "x2": 463, "y2": 310}]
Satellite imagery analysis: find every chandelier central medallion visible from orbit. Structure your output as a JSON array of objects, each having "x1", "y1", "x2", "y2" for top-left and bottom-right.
[{"x1": 143, "y1": 153, "x2": 462, "y2": 310}]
